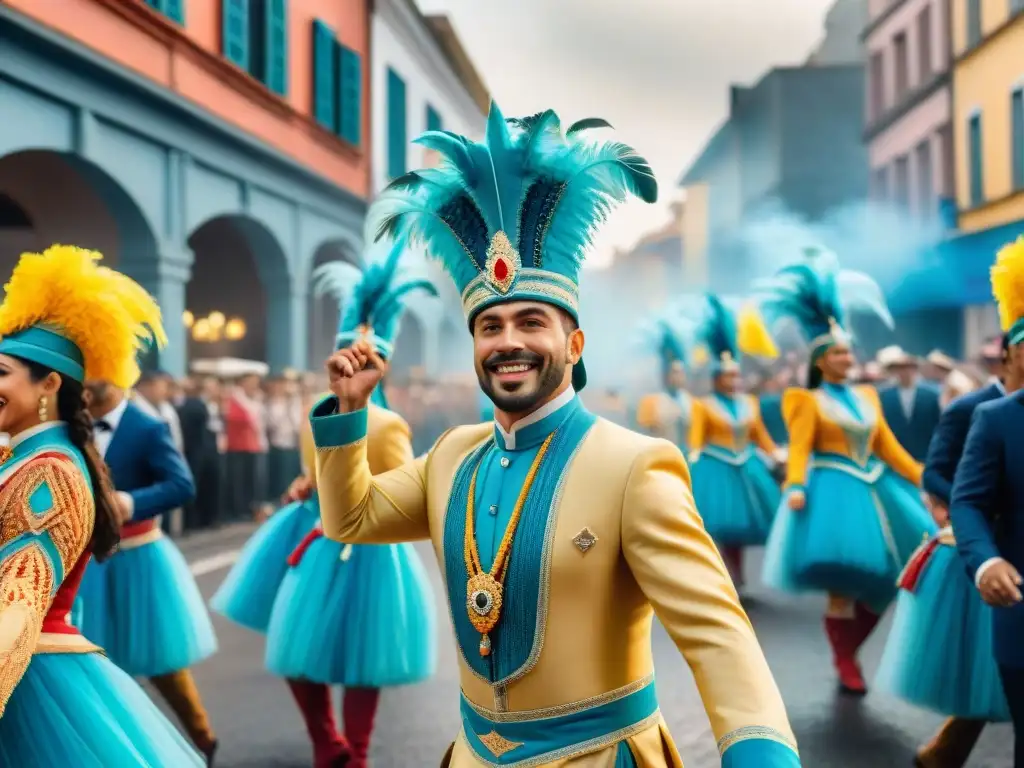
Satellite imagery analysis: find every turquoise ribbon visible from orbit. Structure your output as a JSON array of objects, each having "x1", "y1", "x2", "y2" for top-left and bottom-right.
[
  {"x1": 1010, "y1": 317, "x2": 1024, "y2": 346},
  {"x1": 460, "y1": 679, "x2": 658, "y2": 766}
]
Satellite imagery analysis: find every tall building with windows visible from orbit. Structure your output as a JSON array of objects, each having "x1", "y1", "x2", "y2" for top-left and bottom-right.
[
  {"x1": 0, "y1": 0, "x2": 373, "y2": 375},
  {"x1": 942, "y1": 0, "x2": 1024, "y2": 350},
  {"x1": 369, "y1": 0, "x2": 488, "y2": 377},
  {"x1": 863, "y1": 0, "x2": 955, "y2": 220}
]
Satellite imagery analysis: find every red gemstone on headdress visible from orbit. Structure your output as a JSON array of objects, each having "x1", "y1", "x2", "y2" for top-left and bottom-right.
[{"x1": 493, "y1": 258, "x2": 509, "y2": 282}]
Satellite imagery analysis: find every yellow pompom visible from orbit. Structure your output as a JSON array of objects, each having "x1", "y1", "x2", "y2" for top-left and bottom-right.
[
  {"x1": 0, "y1": 245, "x2": 167, "y2": 388},
  {"x1": 991, "y1": 236, "x2": 1024, "y2": 331},
  {"x1": 737, "y1": 304, "x2": 779, "y2": 359},
  {"x1": 692, "y1": 345, "x2": 710, "y2": 367}
]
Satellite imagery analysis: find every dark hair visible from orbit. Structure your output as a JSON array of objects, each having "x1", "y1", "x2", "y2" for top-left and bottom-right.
[
  {"x1": 1003, "y1": 332, "x2": 1011, "y2": 361},
  {"x1": 19, "y1": 358, "x2": 120, "y2": 561}
]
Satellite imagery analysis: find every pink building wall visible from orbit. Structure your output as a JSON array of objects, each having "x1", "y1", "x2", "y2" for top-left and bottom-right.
[
  {"x1": 3, "y1": 0, "x2": 371, "y2": 199},
  {"x1": 865, "y1": 0, "x2": 954, "y2": 218}
]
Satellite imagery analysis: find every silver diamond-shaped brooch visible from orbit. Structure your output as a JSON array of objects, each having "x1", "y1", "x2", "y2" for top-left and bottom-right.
[{"x1": 572, "y1": 527, "x2": 598, "y2": 554}]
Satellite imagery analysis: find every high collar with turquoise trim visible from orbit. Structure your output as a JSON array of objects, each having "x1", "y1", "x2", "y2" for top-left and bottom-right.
[
  {"x1": 0, "y1": 324, "x2": 85, "y2": 382},
  {"x1": 493, "y1": 386, "x2": 577, "y2": 451}
]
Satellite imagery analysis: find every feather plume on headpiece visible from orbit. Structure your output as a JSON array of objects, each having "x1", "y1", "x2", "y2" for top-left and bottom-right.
[
  {"x1": 634, "y1": 308, "x2": 696, "y2": 374},
  {"x1": 754, "y1": 246, "x2": 893, "y2": 358},
  {"x1": 692, "y1": 294, "x2": 778, "y2": 373},
  {"x1": 312, "y1": 237, "x2": 438, "y2": 359},
  {"x1": 0, "y1": 245, "x2": 166, "y2": 388},
  {"x1": 368, "y1": 104, "x2": 657, "y2": 327},
  {"x1": 991, "y1": 236, "x2": 1024, "y2": 345}
]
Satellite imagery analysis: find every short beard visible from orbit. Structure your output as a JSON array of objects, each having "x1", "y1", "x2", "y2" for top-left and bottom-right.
[{"x1": 478, "y1": 352, "x2": 566, "y2": 414}]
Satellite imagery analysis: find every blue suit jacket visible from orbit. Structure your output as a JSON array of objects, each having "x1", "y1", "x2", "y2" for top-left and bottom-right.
[
  {"x1": 105, "y1": 401, "x2": 196, "y2": 520},
  {"x1": 950, "y1": 389, "x2": 1024, "y2": 668},
  {"x1": 923, "y1": 382, "x2": 1004, "y2": 505},
  {"x1": 759, "y1": 393, "x2": 788, "y2": 446},
  {"x1": 879, "y1": 382, "x2": 942, "y2": 461}
]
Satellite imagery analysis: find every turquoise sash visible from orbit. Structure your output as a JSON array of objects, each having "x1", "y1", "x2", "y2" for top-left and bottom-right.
[
  {"x1": 442, "y1": 404, "x2": 597, "y2": 683},
  {"x1": 460, "y1": 677, "x2": 658, "y2": 766}
]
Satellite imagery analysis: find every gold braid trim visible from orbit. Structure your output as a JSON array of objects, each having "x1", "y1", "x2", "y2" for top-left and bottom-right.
[
  {"x1": 0, "y1": 544, "x2": 52, "y2": 715},
  {"x1": 0, "y1": 456, "x2": 94, "y2": 715}
]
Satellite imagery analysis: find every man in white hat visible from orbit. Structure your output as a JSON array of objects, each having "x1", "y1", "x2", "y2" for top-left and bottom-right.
[
  {"x1": 924, "y1": 349, "x2": 956, "y2": 385},
  {"x1": 877, "y1": 346, "x2": 942, "y2": 461}
]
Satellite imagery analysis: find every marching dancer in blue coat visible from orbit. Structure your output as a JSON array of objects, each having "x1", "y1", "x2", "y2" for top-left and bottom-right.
[
  {"x1": 874, "y1": 333, "x2": 1012, "y2": 766},
  {"x1": 951, "y1": 236, "x2": 1024, "y2": 767},
  {"x1": 78, "y1": 377, "x2": 217, "y2": 759},
  {"x1": 262, "y1": 240, "x2": 438, "y2": 768}
]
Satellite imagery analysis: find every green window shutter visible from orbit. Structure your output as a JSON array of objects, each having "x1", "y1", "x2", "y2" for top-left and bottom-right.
[
  {"x1": 222, "y1": 0, "x2": 250, "y2": 70},
  {"x1": 312, "y1": 21, "x2": 336, "y2": 129},
  {"x1": 264, "y1": 0, "x2": 288, "y2": 95},
  {"x1": 426, "y1": 104, "x2": 442, "y2": 133},
  {"x1": 387, "y1": 68, "x2": 407, "y2": 179},
  {"x1": 969, "y1": 113, "x2": 984, "y2": 206},
  {"x1": 337, "y1": 45, "x2": 362, "y2": 146},
  {"x1": 164, "y1": 0, "x2": 185, "y2": 23}
]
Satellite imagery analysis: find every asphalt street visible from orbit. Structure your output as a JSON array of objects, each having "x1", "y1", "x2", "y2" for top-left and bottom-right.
[{"x1": 169, "y1": 525, "x2": 1013, "y2": 768}]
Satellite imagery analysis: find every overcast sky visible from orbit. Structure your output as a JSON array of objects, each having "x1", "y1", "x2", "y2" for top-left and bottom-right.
[{"x1": 414, "y1": 0, "x2": 837, "y2": 265}]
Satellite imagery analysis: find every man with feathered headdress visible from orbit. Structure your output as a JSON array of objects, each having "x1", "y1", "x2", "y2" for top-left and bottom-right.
[
  {"x1": 309, "y1": 104, "x2": 800, "y2": 767},
  {"x1": 951, "y1": 236, "x2": 1024, "y2": 764}
]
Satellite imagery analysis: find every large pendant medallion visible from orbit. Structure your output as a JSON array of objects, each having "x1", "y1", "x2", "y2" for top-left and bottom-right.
[{"x1": 466, "y1": 571, "x2": 504, "y2": 657}]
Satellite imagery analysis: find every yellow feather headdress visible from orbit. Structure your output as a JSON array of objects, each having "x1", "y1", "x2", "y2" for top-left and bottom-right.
[
  {"x1": 991, "y1": 236, "x2": 1024, "y2": 337},
  {"x1": 0, "y1": 245, "x2": 167, "y2": 388}
]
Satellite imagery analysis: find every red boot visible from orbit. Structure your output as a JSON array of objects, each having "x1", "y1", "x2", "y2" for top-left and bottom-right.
[
  {"x1": 343, "y1": 687, "x2": 381, "y2": 768},
  {"x1": 850, "y1": 602, "x2": 881, "y2": 655},
  {"x1": 824, "y1": 615, "x2": 867, "y2": 695},
  {"x1": 286, "y1": 679, "x2": 350, "y2": 768}
]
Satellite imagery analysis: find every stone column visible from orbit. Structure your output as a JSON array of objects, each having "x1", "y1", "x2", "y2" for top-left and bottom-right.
[
  {"x1": 266, "y1": 284, "x2": 309, "y2": 374},
  {"x1": 120, "y1": 248, "x2": 193, "y2": 377}
]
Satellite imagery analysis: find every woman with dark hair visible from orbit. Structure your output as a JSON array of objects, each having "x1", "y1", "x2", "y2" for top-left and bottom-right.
[
  {"x1": 760, "y1": 247, "x2": 935, "y2": 697},
  {"x1": 0, "y1": 245, "x2": 202, "y2": 766}
]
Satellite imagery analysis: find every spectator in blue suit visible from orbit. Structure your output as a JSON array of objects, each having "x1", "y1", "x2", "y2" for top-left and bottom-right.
[
  {"x1": 951, "y1": 237, "x2": 1024, "y2": 767},
  {"x1": 878, "y1": 348, "x2": 941, "y2": 461}
]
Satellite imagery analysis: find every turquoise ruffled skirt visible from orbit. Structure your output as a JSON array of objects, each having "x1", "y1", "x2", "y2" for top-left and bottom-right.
[
  {"x1": 0, "y1": 652, "x2": 203, "y2": 767},
  {"x1": 210, "y1": 498, "x2": 319, "y2": 633},
  {"x1": 762, "y1": 456, "x2": 936, "y2": 610},
  {"x1": 691, "y1": 448, "x2": 780, "y2": 546},
  {"x1": 874, "y1": 539, "x2": 1011, "y2": 720},
  {"x1": 265, "y1": 529, "x2": 437, "y2": 687},
  {"x1": 78, "y1": 536, "x2": 217, "y2": 677}
]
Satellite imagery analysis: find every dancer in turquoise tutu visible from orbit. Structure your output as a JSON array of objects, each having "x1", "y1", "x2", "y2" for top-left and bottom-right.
[
  {"x1": 0, "y1": 245, "x2": 203, "y2": 767},
  {"x1": 759, "y1": 246, "x2": 936, "y2": 696},
  {"x1": 210, "y1": 472, "x2": 318, "y2": 634},
  {"x1": 875, "y1": 526, "x2": 1010, "y2": 722},
  {"x1": 263, "y1": 239, "x2": 438, "y2": 768},
  {"x1": 688, "y1": 294, "x2": 782, "y2": 587}
]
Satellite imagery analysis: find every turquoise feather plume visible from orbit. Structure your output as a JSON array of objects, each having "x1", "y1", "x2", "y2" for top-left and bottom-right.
[
  {"x1": 313, "y1": 238, "x2": 437, "y2": 347},
  {"x1": 754, "y1": 246, "x2": 893, "y2": 345},
  {"x1": 367, "y1": 102, "x2": 657, "y2": 309},
  {"x1": 696, "y1": 294, "x2": 740, "y2": 362},
  {"x1": 634, "y1": 308, "x2": 696, "y2": 367}
]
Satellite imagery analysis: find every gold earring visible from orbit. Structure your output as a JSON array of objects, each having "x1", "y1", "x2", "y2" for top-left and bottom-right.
[{"x1": 38, "y1": 397, "x2": 48, "y2": 423}]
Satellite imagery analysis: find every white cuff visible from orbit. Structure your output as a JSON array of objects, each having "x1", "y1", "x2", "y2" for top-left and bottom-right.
[
  {"x1": 975, "y1": 557, "x2": 1004, "y2": 588},
  {"x1": 116, "y1": 491, "x2": 135, "y2": 521}
]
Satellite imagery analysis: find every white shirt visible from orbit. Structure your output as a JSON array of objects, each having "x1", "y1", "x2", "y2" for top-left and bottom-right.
[
  {"x1": 495, "y1": 386, "x2": 575, "y2": 451},
  {"x1": 93, "y1": 398, "x2": 129, "y2": 460},
  {"x1": 266, "y1": 396, "x2": 301, "y2": 450},
  {"x1": 897, "y1": 384, "x2": 917, "y2": 421},
  {"x1": 134, "y1": 395, "x2": 184, "y2": 452}
]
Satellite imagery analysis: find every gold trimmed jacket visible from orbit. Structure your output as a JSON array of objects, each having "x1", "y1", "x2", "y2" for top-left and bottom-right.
[{"x1": 312, "y1": 399, "x2": 798, "y2": 767}]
